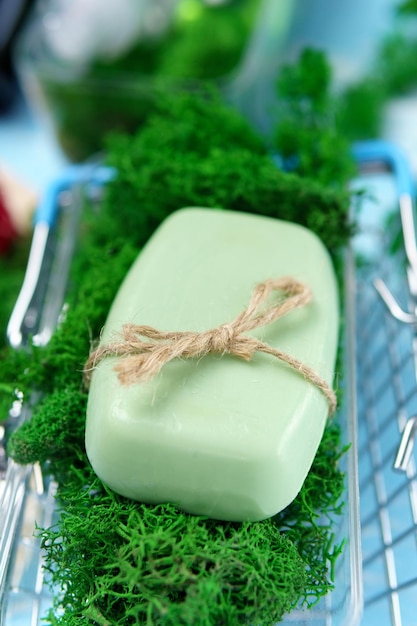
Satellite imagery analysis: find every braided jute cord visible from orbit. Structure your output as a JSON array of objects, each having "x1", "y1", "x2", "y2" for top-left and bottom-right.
[{"x1": 84, "y1": 277, "x2": 337, "y2": 414}]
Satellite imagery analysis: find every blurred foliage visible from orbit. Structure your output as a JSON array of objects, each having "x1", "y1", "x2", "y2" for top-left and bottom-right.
[{"x1": 38, "y1": 0, "x2": 260, "y2": 161}]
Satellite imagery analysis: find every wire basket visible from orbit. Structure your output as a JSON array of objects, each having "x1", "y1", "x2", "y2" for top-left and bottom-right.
[
  {"x1": 12, "y1": 143, "x2": 417, "y2": 624},
  {"x1": 352, "y1": 142, "x2": 417, "y2": 626},
  {"x1": 0, "y1": 165, "x2": 362, "y2": 624}
]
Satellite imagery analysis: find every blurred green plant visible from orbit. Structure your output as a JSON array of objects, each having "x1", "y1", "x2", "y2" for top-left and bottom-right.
[{"x1": 37, "y1": 0, "x2": 261, "y2": 161}]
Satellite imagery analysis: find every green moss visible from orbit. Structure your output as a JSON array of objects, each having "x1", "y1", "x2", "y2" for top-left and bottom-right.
[
  {"x1": 7, "y1": 385, "x2": 86, "y2": 465},
  {"x1": 2, "y1": 54, "x2": 352, "y2": 624},
  {"x1": 40, "y1": 488, "x2": 308, "y2": 626},
  {"x1": 100, "y1": 92, "x2": 352, "y2": 254}
]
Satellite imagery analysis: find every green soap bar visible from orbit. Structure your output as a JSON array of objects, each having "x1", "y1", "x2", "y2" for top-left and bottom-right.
[{"x1": 85, "y1": 208, "x2": 339, "y2": 522}]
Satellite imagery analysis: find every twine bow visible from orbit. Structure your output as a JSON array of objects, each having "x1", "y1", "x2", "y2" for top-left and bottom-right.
[{"x1": 84, "y1": 277, "x2": 337, "y2": 414}]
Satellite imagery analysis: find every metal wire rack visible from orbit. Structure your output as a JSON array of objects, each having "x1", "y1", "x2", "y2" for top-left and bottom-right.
[
  {"x1": 0, "y1": 471, "x2": 56, "y2": 626},
  {"x1": 356, "y1": 253, "x2": 417, "y2": 625},
  {"x1": 0, "y1": 166, "x2": 112, "y2": 626},
  {"x1": 353, "y1": 141, "x2": 417, "y2": 626}
]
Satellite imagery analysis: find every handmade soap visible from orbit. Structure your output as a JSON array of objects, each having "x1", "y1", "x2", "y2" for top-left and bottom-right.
[{"x1": 85, "y1": 208, "x2": 339, "y2": 522}]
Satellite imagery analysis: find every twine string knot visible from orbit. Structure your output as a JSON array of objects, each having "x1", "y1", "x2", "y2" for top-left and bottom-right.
[
  {"x1": 209, "y1": 323, "x2": 235, "y2": 353},
  {"x1": 84, "y1": 277, "x2": 337, "y2": 414}
]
